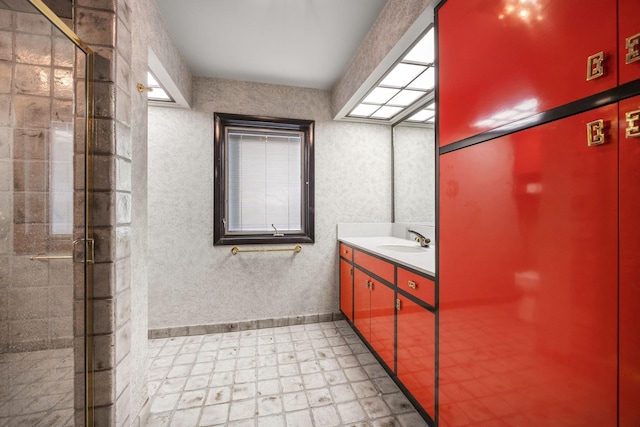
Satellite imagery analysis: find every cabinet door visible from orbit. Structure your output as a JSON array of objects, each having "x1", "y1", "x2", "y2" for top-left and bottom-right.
[
  {"x1": 438, "y1": 0, "x2": 617, "y2": 147},
  {"x1": 353, "y1": 268, "x2": 371, "y2": 341},
  {"x1": 619, "y1": 95, "x2": 640, "y2": 426},
  {"x1": 369, "y1": 278, "x2": 395, "y2": 370},
  {"x1": 340, "y1": 259, "x2": 353, "y2": 321},
  {"x1": 439, "y1": 104, "x2": 618, "y2": 425},
  {"x1": 619, "y1": 0, "x2": 640, "y2": 85},
  {"x1": 397, "y1": 295, "x2": 435, "y2": 419}
]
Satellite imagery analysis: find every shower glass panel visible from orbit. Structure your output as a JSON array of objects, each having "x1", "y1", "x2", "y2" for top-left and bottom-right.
[{"x1": 0, "y1": 1, "x2": 93, "y2": 425}]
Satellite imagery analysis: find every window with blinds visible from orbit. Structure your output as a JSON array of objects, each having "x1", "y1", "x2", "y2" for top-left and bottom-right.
[
  {"x1": 214, "y1": 113, "x2": 315, "y2": 245},
  {"x1": 227, "y1": 129, "x2": 303, "y2": 233}
]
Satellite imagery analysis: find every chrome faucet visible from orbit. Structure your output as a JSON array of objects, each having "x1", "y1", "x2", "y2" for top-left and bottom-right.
[{"x1": 408, "y1": 229, "x2": 431, "y2": 248}]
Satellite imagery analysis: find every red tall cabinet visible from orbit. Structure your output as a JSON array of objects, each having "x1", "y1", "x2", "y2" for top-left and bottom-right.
[{"x1": 438, "y1": 0, "x2": 640, "y2": 425}]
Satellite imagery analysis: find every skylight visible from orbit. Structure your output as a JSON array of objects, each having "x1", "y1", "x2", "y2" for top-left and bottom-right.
[
  {"x1": 147, "y1": 71, "x2": 174, "y2": 103},
  {"x1": 347, "y1": 27, "x2": 435, "y2": 124}
]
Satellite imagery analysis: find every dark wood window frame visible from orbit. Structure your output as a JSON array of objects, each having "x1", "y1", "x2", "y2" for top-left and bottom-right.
[{"x1": 213, "y1": 112, "x2": 315, "y2": 246}]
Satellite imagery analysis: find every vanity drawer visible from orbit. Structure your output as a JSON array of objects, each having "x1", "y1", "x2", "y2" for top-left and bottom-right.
[
  {"x1": 397, "y1": 267, "x2": 434, "y2": 306},
  {"x1": 340, "y1": 243, "x2": 353, "y2": 261},
  {"x1": 354, "y1": 250, "x2": 394, "y2": 284}
]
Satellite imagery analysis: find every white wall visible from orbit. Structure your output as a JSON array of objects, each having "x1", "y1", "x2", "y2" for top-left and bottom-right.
[{"x1": 147, "y1": 76, "x2": 392, "y2": 330}]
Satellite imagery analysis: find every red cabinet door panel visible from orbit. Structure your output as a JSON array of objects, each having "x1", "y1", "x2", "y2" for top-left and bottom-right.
[
  {"x1": 397, "y1": 296, "x2": 435, "y2": 417},
  {"x1": 619, "y1": 0, "x2": 640, "y2": 85},
  {"x1": 439, "y1": 104, "x2": 618, "y2": 425},
  {"x1": 438, "y1": 0, "x2": 617, "y2": 147},
  {"x1": 369, "y1": 279, "x2": 395, "y2": 370},
  {"x1": 619, "y1": 95, "x2": 640, "y2": 426},
  {"x1": 353, "y1": 268, "x2": 371, "y2": 341},
  {"x1": 354, "y1": 250, "x2": 395, "y2": 283},
  {"x1": 340, "y1": 259, "x2": 353, "y2": 321}
]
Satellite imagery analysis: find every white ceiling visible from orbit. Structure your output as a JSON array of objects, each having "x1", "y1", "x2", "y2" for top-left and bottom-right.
[{"x1": 154, "y1": 0, "x2": 389, "y2": 90}]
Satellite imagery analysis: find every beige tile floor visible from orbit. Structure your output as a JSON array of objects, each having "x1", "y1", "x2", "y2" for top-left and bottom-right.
[
  {"x1": 145, "y1": 320, "x2": 430, "y2": 427},
  {"x1": 0, "y1": 348, "x2": 74, "y2": 427}
]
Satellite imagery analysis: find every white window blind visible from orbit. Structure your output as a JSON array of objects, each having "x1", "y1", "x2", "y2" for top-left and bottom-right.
[{"x1": 227, "y1": 130, "x2": 303, "y2": 233}]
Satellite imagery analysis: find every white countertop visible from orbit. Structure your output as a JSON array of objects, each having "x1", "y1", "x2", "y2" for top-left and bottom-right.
[{"x1": 339, "y1": 236, "x2": 435, "y2": 277}]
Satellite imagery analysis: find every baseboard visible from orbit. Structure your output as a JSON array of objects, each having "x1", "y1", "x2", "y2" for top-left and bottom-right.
[{"x1": 148, "y1": 312, "x2": 345, "y2": 339}]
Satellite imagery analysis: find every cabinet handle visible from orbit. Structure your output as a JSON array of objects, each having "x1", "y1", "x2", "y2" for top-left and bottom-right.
[
  {"x1": 587, "y1": 119, "x2": 606, "y2": 146},
  {"x1": 625, "y1": 109, "x2": 640, "y2": 139},
  {"x1": 349, "y1": 268, "x2": 353, "y2": 276},
  {"x1": 369, "y1": 280, "x2": 374, "y2": 291},
  {"x1": 626, "y1": 32, "x2": 640, "y2": 64},
  {"x1": 396, "y1": 299, "x2": 401, "y2": 310},
  {"x1": 344, "y1": 249, "x2": 349, "y2": 255},
  {"x1": 586, "y1": 51, "x2": 605, "y2": 81},
  {"x1": 408, "y1": 280, "x2": 417, "y2": 290}
]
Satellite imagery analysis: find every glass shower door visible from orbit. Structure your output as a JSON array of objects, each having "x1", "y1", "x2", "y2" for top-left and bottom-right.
[{"x1": 0, "y1": 1, "x2": 93, "y2": 425}]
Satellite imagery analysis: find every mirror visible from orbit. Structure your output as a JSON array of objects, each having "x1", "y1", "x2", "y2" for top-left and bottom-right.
[{"x1": 392, "y1": 117, "x2": 435, "y2": 224}]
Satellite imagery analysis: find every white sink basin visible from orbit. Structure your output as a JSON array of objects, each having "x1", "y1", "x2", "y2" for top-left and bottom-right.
[{"x1": 377, "y1": 244, "x2": 427, "y2": 253}]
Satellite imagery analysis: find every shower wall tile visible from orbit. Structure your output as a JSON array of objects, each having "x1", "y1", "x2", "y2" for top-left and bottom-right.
[
  {"x1": 15, "y1": 12, "x2": 50, "y2": 35},
  {"x1": 93, "y1": 81, "x2": 116, "y2": 119},
  {"x1": 91, "y1": 261, "x2": 114, "y2": 299},
  {"x1": 49, "y1": 285, "x2": 73, "y2": 318},
  {"x1": 0, "y1": 30, "x2": 13, "y2": 61},
  {"x1": 115, "y1": 319, "x2": 130, "y2": 364},
  {"x1": 115, "y1": 289, "x2": 130, "y2": 327},
  {"x1": 0, "y1": 9, "x2": 11, "y2": 29},
  {"x1": 0, "y1": 128, "x2": 10, "y2": 157},
  {"x1": 75, "y1": 9, "x2": 115, "y2": 48},
  {"x1": 115, "y1": 157, "x2": 131, "y2": 191},
  {"x1": 49, "y1": 316, "x2": 72, "y2": 340},
  {"x1": 14, "y1": 33, "x2": 51, "y2": 65},
  {"x1": 93, "y1": 333, "x2": 115, "y2": 370},
  {"x1": 14, "y1": 64, "x2": 51, "y2": 95},
  {"x1": 115, "y1": 87, "x2": 131, "y2": 126},
  {"x1": 115, "y1": 225, "x2": 131, "y2": 260},
  {"x1": 0, "y1": 94, "x2": 11, "y2": 125},
  {"x1": 13, "y1": 128, "x2": 47, "y2": 160},
  {"x1": 0, "y1": 61, "x2": 11, "y2": 93},
  {"x1": 0, "y1": 159, "x2": 11, "y2": 190},
  {"x1": 115, "y1": 53, "x2": 129, "y2": 94},
  {"x1": 13, "y1": 95, "x2": 51, "y2": 128},
  {"x1": 93, "y1": 298, "x2": 115, "y2": 335},
  {"x1": 8, "y1": 286, "x2": 48, "y2": 319},
  {"x1": 92, "y1": 154, "x2": 115, "y2": 191},
  {"x1": 53, "y1": 68, "x2": 74, "y2": 99},
  {"x1": 76, "y1": 0, "x2": 116, "y2": 12},
  {"x1": 12, "y1": 159, "x2": 47, "y2": 191},
  {"x1": 49, "y1": 259, "x2": 72, "y2": 286},
  {"x1": 92, "y1": 190, "x2": 115, "y2": 227},
  {"x1": 114, "y1": 257, "x2": 130, "y2": 294},
  {"x1": 116, "y1": 192, "x2": 130, "y2": 224},
  {"x1": 115, "y1": 120, "x2": 131, "y2": 159},
  {"x1": 93, "y1": 226, "x2": 114, "y2": 263},
  {"x1": 13, "y1": 192, "x2": 46, "y2": 223},
  {"x1": 10, "y1": 256, "x2": 48, "y2": 286},
  {"x1": 13, "y1": 223, "x2": 47, "y2": 254},
  {"x1": 53, "y1": 37, "x2": 74, "y2": 68},
  {"x1": 52, "y1": 99, "x2": 73, "y2": 122}
]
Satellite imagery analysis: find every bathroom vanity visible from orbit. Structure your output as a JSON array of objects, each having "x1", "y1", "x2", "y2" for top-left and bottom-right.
[{"x1": 338, "y1": 228, "x2": 436, "y2": 426}]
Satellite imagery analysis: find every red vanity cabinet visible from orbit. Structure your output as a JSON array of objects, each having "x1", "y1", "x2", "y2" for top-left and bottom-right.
[
  {"x1": 619, "y1": 95, "x2": 640, "y2": 426},
  {"x1": 438, "y1": 0, "x2": 618, "y2": 147},
  {"x1": 619, "y1": 0, "x2": 640, "y2": 85},
  {"x1": 396, "y1": 295, "x2": 435, "y2": 419},
  {"x1": 439, "y1": 104, "x2": 619, "y2": 425},
  {"x1": 338, "y1": 242, "x2": 437, "y2": 424}
]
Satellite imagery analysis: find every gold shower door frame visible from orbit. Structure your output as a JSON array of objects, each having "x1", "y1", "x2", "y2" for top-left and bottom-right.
[{"x1": 26, "y1": 1, "x2": 95, "y2": 424}]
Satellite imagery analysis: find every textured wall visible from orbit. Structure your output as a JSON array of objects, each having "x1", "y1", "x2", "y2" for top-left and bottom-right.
[
  {"x1": 147, "y1": 76, "x2": 392, "y2": 330},
  {"x1": 393, "y1": 125, "x2": 435, "y2": 223}
]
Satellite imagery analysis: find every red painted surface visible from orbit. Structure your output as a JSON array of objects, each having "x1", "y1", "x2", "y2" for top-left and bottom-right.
[
  {"x1": 619, "y1": 95, "x2": 640, "y2": 426},
  {"x1": 354, "y1": 250, "x2": 395, "y2": 283},
  {"x1": 397, "y1": 295, "x2": 435, "y2": 418},
  {"x1": 340, "y1": 258, "x2": 353, "y2": 321},
  {"x1": 439, "y1": 104, "x2": 619, "y2": 425},
  {"x1": 438, "y1": 0, "x2": 617, "y2": 147},
  {"x1": 354, "y1": 268, "x2": 371, "y2": 341},
  {"x1": 619, "y1": 0, "x2": 640, "y2": 85},
  {"x1": 369, "y1": 278, "x2": 395, "y2": 370},
  {"x1": 397, "y1": 267, "x2": 435, "y2": 307}
]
